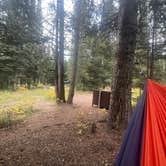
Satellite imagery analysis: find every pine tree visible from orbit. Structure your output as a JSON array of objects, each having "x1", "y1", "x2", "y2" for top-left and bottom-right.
[
  {"x1": 67, "y1": 0, "x2": 82, "y2": 104},
  {"x1": 55, "y1": 0, "x2": 65, "y2": 102},
  {"x1": 108, "y1": 0, "x2": 138, "y2": 129}
]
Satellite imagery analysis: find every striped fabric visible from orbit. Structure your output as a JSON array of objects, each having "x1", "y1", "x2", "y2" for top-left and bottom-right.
[{"x1": 115, "y1": 80, "x2": 166, "y2": 166}]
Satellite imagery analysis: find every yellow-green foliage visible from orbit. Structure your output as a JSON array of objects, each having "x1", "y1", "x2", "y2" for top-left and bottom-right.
[
  {"x1": 0, "y1": 102, "x2": 33, "y2": 128},
  {"x1": 17, "y1": 86, "x2": 27, "y2": 91},
  {"x1": 42, "y1": 88, "x2": 55, "y2": 100},
  {"x1": 75, "y1": 111, "x2": 88, "y2": 135},
  {"x1": 36, "y1": 83, "x2": 45, "y2": 88},
  {"x1": 132, "y1": 88, "x2": 141, "y2": 107},
  {"x1": 0, "y1": 87, "x2": 56, "y2": 128}
]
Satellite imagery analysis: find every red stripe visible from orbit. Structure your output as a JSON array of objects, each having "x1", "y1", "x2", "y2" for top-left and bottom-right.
[{"x1": 141, "y1": 80, "x2": 166, "y2": 166}]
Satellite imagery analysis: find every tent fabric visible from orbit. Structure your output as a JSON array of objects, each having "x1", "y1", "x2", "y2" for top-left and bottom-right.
[{"x1": 115, "y1": 79, "x2": 166, "y2": 166}]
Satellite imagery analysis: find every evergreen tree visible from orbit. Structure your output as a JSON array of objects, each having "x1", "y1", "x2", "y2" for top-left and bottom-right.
[
  {"x1": 0, "y1": 0, "x2": 54, "y2": 89},
  {"x1": 109, "y1": 0, "x2": 138, "y2": 129}
]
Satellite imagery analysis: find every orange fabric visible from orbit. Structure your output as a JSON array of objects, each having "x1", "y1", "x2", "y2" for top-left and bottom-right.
[{"x1": 141, "y1": 80, "x2": 166, "y2": 166}]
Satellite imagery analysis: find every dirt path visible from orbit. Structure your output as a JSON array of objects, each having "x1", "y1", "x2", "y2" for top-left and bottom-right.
[{"x1": 0, "y1": 93, "x2": 121, "y2": 166}]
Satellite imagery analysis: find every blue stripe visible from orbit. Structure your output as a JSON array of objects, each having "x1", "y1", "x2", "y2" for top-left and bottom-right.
[{"x1": 115, "y1": 85, "x2": 147, "y2": 166}]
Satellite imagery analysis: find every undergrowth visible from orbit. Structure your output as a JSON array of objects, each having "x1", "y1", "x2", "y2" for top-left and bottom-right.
[{"x1": 0, "y1": 87, "x2": 56, "y2": 128}]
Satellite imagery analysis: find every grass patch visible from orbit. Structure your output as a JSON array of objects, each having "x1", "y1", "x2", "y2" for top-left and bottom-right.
[
  {"x1": 0, "y1": 87, "x2": 56, "y2": 128},
  {"x1": 0, "y1": 103, "x2": 34, "y2": 128}
]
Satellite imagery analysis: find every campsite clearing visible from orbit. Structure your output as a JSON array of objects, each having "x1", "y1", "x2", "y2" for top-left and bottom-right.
[{"x1": 0, "y1": 92, "x2": 122, "y2": 166}]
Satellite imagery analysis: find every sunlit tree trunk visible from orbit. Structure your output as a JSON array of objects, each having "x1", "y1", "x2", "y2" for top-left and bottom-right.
[
  {"x1": 67, "y1": 0, "x2": 81, "y2": 104},
  {"x1": 55, "y1": 0, "x2": 65, "y2": 102}
]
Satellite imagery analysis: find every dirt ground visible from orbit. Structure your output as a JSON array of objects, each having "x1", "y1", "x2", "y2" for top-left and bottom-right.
[{"x1": 0, "y1": 93, "x2": 122, "y2": 166}]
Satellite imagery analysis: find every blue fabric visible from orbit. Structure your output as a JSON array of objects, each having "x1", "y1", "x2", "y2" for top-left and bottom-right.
[{"x1": 115, "y1": 86, "x2": 147, "y2": 166}]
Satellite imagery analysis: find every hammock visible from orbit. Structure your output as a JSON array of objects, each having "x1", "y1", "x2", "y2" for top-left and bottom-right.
[{"x1": 115, "y1": 79, "x2": 166, "y2": 166}]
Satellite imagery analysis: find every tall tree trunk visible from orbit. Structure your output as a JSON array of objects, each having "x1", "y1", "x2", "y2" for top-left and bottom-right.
[
  {"x1": 108, "y1": 0, "x2": 137, "y2": 129},
  {"x1": 58, "y1": 0, "x2": 65, "y2": 102},
  {"x1": 147, "y1": 49, "x2": 150, "y2": 78},
  {"x1": 149, "y1": 0, "x2": 157, "y2": 79},
  {"x1": 149, "y1": 16, "x2": 156, "y2": 79},
  {"x1": 55, "y1": 0, "x2": 65, "y2": 102},
  {"x1": 55, "y1": 0, "x2": 60, "y2": 101},
  {"x1": 67, "y1": 0, "x2": 81, "y2": 104}
]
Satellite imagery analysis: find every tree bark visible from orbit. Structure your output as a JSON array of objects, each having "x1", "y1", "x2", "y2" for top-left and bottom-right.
[
  {"x1": 147, "y1": 49, "x2": 150, "y2": 78},
  {"x1": 149, "y1": 17, "x2": 156, "y2": 79},
  {"x1": 55, "y1": 0, "x2": 60, "y2": 101},
  {"x1": 67, "y1": 0, "x2": 81, "y2": 104},
  {"x1": 55, "y1": 0, "x2": 65, "y2": 102},
  {"x1": 108, "y1": 0, "x2": 137, "y2": 129},
  {"x1": 149, "y1": 1, "x2": 157, "y2": 79},
  {"x1": 58, "y1": 0, "x2": 65, "y2": 102}
]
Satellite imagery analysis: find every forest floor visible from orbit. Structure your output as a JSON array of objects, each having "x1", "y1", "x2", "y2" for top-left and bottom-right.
[{"x1": 0, "y1": 92, "x2": 122, "y2": 166}]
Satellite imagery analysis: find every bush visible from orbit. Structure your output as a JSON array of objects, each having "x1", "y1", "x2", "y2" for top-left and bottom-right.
[
  {"x1": 131, "y1": 88, "x2": 142, "y2": 107},
  {"x1": 0, "y1": 101, "x2": 34, "y2": 128},
  {"x1": 17, "y1": 86, "x2": 28, "y2": 91}
]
